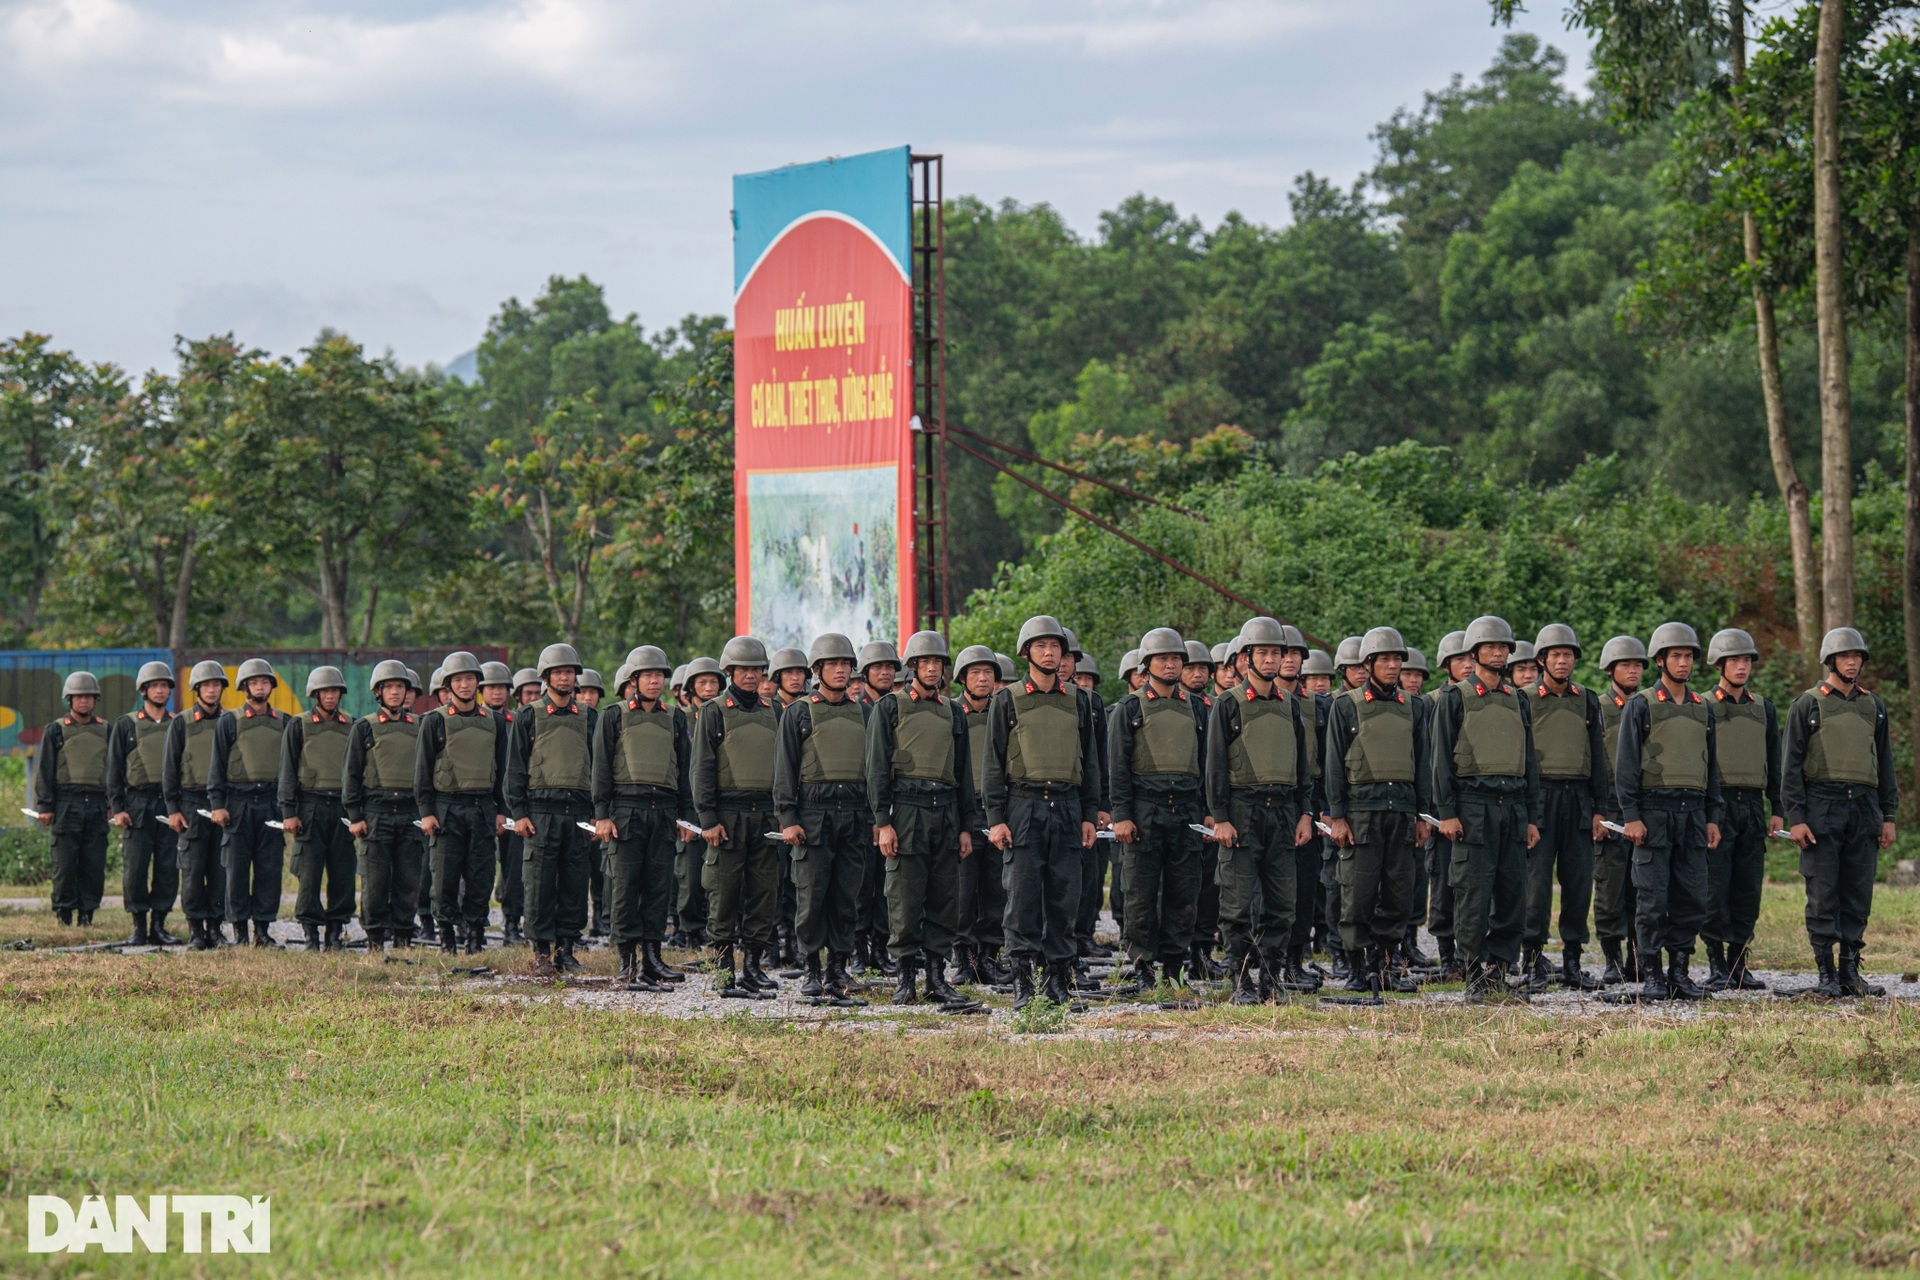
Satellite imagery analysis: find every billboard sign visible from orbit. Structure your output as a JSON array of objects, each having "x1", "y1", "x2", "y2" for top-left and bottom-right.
[{"x1": 733, "y1": 146, "x2": 915, "y2": 650}]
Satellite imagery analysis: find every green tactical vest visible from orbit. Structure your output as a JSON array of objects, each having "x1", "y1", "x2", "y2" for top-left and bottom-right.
[
  {"x1": 612, "y1": 702, "x2": 676, "y2": 789},
  {"x1": 297, "y1": 715, "x2": 351, "y2": 793},
  {"x1": 124, "y1": 712, "x2": 170, "y2": 789},
  {"x1": 1803, "y1": 688, "x2": 1880, "y2": 785},
  {"x1": 1342, "y1": 687, "x2": 1415, "y2": 785},
  {"x1": 179, "y1": 711, "x2": 218, "y2": 789},
  {"x1": 1453, "y1": 686, "x2": 1526, "y2": 779},
  {"x1": 800, "y1": 698, "x2": 867, "y2": 784},
  {"x1": 1640, "y1": 693, "x2": 1709, "y2": 791},
  {"x1": 54, "y1": 719, "x2": 108, "y2": 788},
  {"x1": 1228, "y1": 693, "x2": 1299, "y2": 787},
  {"x1": 891, "y1": 693, "x2": 956, "y2": 784},
  {"x1": 1004, "y1": 686, "x2": 1082, "y2": 784},
  {"x1": 526, "y1": 707, "x2": 589, "y2": 792},
  {"x1": 716, "y1": 697, "x2": 777, "y2": 792},
  {"x1": 1531, "y1": 688, "x2": 1592, "y2": 779},
  {"x1": 362, "y1": 714, "x2": 420, "y2": 791},
  {"x1": 1129, "y1": 692, "x2": 1200, "y2": 777},
  {"x1": 1602, "y1": 691, "x2": 1629, "y2": 775},
  {"x1": 436, "y1": 709, "x2": 500, "y2": 793},
  {"x1": 966, "y1": 708, "x2": 990, "y2": 794},
  {"x1": 228, "y1": 710, "x2": 286, "y2": 784},
  {"x1": 1714, "y1": 694, "x2": 1769, "y2": 790}
]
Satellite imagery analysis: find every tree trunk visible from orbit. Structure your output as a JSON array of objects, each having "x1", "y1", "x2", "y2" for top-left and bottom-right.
[
  {"x1": 317, "y1": 545, "x2": 351, "y2": 648},
  {"x1": 360, "y1": 584, "x2": 380, "y2": 647},
  {"x1": 168, "y1": 532, "x2": 197, "y2": 652},
  {"x1": 1902, "y1": 223, "x2": 1919, "y2": 808},
  {"x1": 1813, "y1": 0, "x2": 1854, "y2": 630}
]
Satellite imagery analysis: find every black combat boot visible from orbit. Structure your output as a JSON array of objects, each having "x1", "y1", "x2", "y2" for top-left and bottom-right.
[
  {"x1": 1329, "y1": 943, "x2": 1351, "y2": 982},
  {"x1": 800, "y1": 952, "x2": 825, "y2": 998},
  {"x1": 1811, "y1": 943, "x2": 1844, "y2": 997},
  {"x1": 213, "y1": 920, "x2": 236, "y2": 947},
  {"x1": 1666, "y1": 950, "x2": 1706, "y2": 1000},
  {"x1": 777, "y1": 921, "x2": 800, "y2": 968},
  {"x1": 891, "y1": 957, "x2": 919, "y2": 1005},
  {"x1": 529, "y1": 941, "x2": 557, "y2": 978},
  {"x1": 438, "y1": 922, "x2": 458, "y2": 955},
  {"x1": 1228, "y1": 955, "x2": 1260, "y2": 1005},
  {"x1": 1125, "y1": 958, "x2": 1156, "y2": 995},
  {"x1": 303, "y1": 923, "x2": 323, "y2": 951},
  {"x1": 186, "y1": 919, "x2": 210, "y2": 951},
  {"x1": 1463, "y1": 959, "x2": 1495, "y2": 1004},
  {"x1": 1344, "y1": 946, "x2": 1375, "y2": 993},
  {"x1": 1519, "y1": 946, "x2": 1548, "y2": 994},
  {"x1": 622, "y1": 943, "x2": 664, "y2": 992},
  {"x1": 741, "y1": 945, "x2": 778, "y2": 993},
  {"x1": 465, "y1": 925, "x2": 484, "y2": 955},
  {"x1": 78, "y1": 909, "x2": 94, "y2": 926},
  {"x1": 1011, "y1": 959, "x2": 1038, "y2": 1010},
  {"x1": 325, "y1": 923, "x2": 345, "y2": 952},
  {"x1": 1283, "y1": 946, "x2": 1322, "y2": 991},
  {"x1": 1560, "y1": 943, "x2": 1601, "y2": 990},
  {"x1": 556, "y1": 938, "x2": 584, "y2": 973},
  {"x1": 253, "y1": 920, "x2": 280, "y2": 947},
  {"x1": 126, "y1": 912, "x2": 150, "y2": 946},
  {"x1": 873, "y1": 933, "x2": 899, "y2": 977},
  {"x1": 924, "y1": 953, "x2": 969, "y2": 1005},
  {"x1": 503, "y1": 916, "x2": 524, "y2": 945},
  {"x1": 1839, "y1": 946, "x2": 1885, "y2": 998},
  {"x1": 1726, "y1": 942, "x2": 1767, "y2": 991},
  {"x1": 151, "y1": 914, "x2": 180, "y2": 945},
  {"x1": 642, "y1": 942, "x2": 685, "y2": 984},
  {"x1": 1382, "y1": 949, "x2": 1419, "y2": 994},
  {"x1": 616, "y1": 943, "x2": 638, "y2": 985},
  {"x1": 56, "y1": 909, "x2": 73, "y2": 927},
  {"x1": 824, "y1": 952, "x2": 856, "y2": 1000},
  {"x1": 1436, "y1": 935, "x2": 1463, "y2": 981},
  {"x1": 980, "y1": 946, "x2": 1012, "y2": 984},
  {"x1": 715, "y1": 944, "x2": 753, "y2": 997},
  {"x1": 1621, "y1": 939, "x2": 1641, "y2": 983},
  {"x1": 1703, "y1": 939, "x2": 1730, "y2": 992},
  {"x1": 1599, "y1": 937, "x2": 1626, "y2": 985},
  {"x1": 1188, "y1": 940, "x2": 1213, "y2": 984},
  {"x1": 1638, "y1": 947, "x2": 1672, "y2": 1001},
  {"x1": 366, "y1": 926, "x2": 387, "y2": 953},
  {"x1": 949, "y1": 943, "x2": 980, "y2": 985},
  {"x1": 1044, "y1": 960, "x2": 1085, "y2": 1011}
]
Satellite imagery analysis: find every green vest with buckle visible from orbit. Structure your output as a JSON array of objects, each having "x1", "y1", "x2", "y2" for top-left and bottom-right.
[
  {"x1": 228, "y1": 710, "x2": 286, "y2": 784},
  {"x1": 1229, "y1": 693, "x2": 1299, "y2": 787},
  {"x1": 55, "y1": 719, "x2": 108, "y2": 788},
  {"x1": 297, "y1": 715, "x2": 350, "y2": 793},
  {"x1": 1005, "y1": 686, "x2": 1082, "y2": 784},
  {"x1": 436, "y1": 709, "x2": 500, "y2": 793},
  {"x1": 890, "y1": 693, "x2": 956, "y2": 784},
  {"x1": 1531, "y1": 688, "x2": 1592, "y2": 779},
  {"x1": 800, "y1": 698, "x2": 867, "y2": 784},
  {"x1": 1640, "y1": 693, "x2": 1709, "y2": 791},
  {"x1": 612, "y1": 703, "x2": 676, "y2": 789},
  {"x1": 1453, "y1": 685, "x2": 1525, "y2": 779},
  {"x1": 179, "y1": 712, "x2": 218, "y2": 790},
  {"x1": 1714, "y1": 695, "x2": 1769, "y2": 790},
  {"x1": 1342, "y1": 687, "x2": 1415, "y2": 785},
  {"x1": 362, "y1": 714, "x2": 420, "y2": 792},
  {"x1": 125, "y1": 713, "x2": 170, "y2": 789},
  {"x1": 526, "y1": 707, "x2": 589, "y2": 792},
  {"x1": 716, "y1": 698, "x2": 777, "y2": 793},
  {"x1": 1803, "y1": 689, "x2": 1880, "y2": 786},
  {"x1": 1131, "y1": 691, "x2": 1200, "y2": 777}
]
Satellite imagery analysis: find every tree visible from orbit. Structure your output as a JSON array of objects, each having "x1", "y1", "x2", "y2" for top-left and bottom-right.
[{"x1": 0, "y1": 335, "x2": 106, "y2": 643}]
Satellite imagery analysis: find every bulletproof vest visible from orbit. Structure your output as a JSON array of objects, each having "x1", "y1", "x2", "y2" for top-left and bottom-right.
[
  {"x1": 1004, "y1": 686, "x2": 1083, "y2": 784},
  {"x1": 891, "y1": 692, "x2": 956, "y2": 784},
  {"x1": 526, "y1": 707, "x2": 590, "y2": 792},
  {"x1": 1714, "y1": 694, "x2": 1769, "y2": 790},
  {"x1": 1803, "y1": 688, "x2": 1880, "y2": 785},
  {"x1": 54, "y1": 719, "x2": 108, "y2": 788},
  {"x1": 1602, "y1": 691, "x2": 1629, "y2": 774},
  {"x1": 1640, "y1": 693, "x2": 1709, "y2": 791},
  {"x1": 966, "y1": 708, "x2": 990, "y2": 794},
  {"x1": 1228, "y1": 693, "x2": 1299, "y2": 787},
  {"x1": 436, "y1": 709, "x2": 500, "y2": 793},
  {"x1": 179, "y1": 711, "x2": 218, "y2": 789},
  {"x1": 1531, "y1": 688, "x2": 1592, "y2": 779},
  {"x1": 1341, "y1": 687, "x2": 1415, "y2": 785},
  {"x1": 297, "y1": 715, "x2": 351, "y2": 793},
  {"x1": 1452, "y1": 686, "x2": 1525, "y2": 779},
  {"x1": 227, "y1": 710, "x2": 286, "y2": 785},
  {"x1": 124, "y1": 713, "x2": 170, "y2": 789},
  {"x1": 611, "y1": 702, "x2": 677, "y2": 789},
  {"x1": 1130, "y1": 692, "x2": 1200, "y2": 777},
  {"x1": 362, "y1": 714, "x2": 420, "y2": 791},
  {"x1": 716, "y1": 696, "x2": 777, "y2": 792},
  {"x1": 800, "y1": 698, "x2": 867, "y2": 784}
]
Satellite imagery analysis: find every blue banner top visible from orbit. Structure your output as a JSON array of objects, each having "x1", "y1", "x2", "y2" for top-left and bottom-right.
[{"x1": 732, "y1": 145, "x2": 912, "y2": 295}]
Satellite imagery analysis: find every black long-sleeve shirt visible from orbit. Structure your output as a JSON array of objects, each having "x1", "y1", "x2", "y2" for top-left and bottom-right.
[
  {"x1": 1781, "y1": 682, "x2": 1898, "y2": 827},
  {"x1": 415, "y1": 705, "x2": 510, "y2": 817},
  {"x1": 1106, "y1": 685, "x2": 1205, "y2": 824},
  {"x1": 981, "y1": 678, "x2": 1101, "y2": 828},
  {"x1": 1203, "y1": 685, "x2": 1311, "y2": 819},
  {"x1": 1322, "y1": 680, "x2": 1432, "y2": 819},
  {"x1": 1426, "y1": 679, "x2": 1541, "y2": 822},
  {"x1": 1613, "y1": 684, "x2": 1723, "y2": 825},
  {"x1": 865, "y1": 689, "x2": 974, "y2": 826},
  {"x1": 591, "y1": 698, "x2": 691, "y2": 823}
]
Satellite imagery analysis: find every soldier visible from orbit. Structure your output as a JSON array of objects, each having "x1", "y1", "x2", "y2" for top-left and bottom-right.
[
  {"x1": 591, "y1": 645, "x2": 691, "y2": 992},
  {"x1": 1397, "y1": 646, "x2": 1434, "y2": 972},
  {"x1": 107, "y1": 661, "x2": 178, "y2": 945},
  {"x1": 769, "y1": 649, "x2": 811, "y2": 710},
  {"x1": 852, "y1": 640, "x2": 901, "y2": 972},
  {"x1": 163, "y1": 661, "x2": 231, "y2": 949},
  {"x1": 1783, "y1": 627, "x2": 1898, "y2": 998},
  {"x1": 573, "y1": 667, "x2": 610, "y2": 937},
  {"x1": 773, "y1": 633, "x2": 871, "y2": 1001},
  {"x1": 1518, "y1": 624, "x2": 1608, "y2": 991},
  {"x1": 207, "y1": 659, "x2": 289, "y2": 946},
  {"x1": 866, "y1": 630, "x2": 976, "y2": 1006},
  {"x1": 414, "y1": 652, "x2": 508, "y2": 955},
  {"x1": 429, "y1": 667, "x2": 450, "y2": 709},
  {"x1": 692, "y1": 636, "x2": 783, "y2": 996},
  {"x1": 1507, "y1": 641, "x2": 1540, "y2": 690},
  {"x1": 577, "y1": 669, "x2": 604, "y2": 710},
  {"x1": 1072, "y1": 654, "x2": 1101, "y2": 695},
  {"x1": 344, "y1": 661, "x2": 425, "y2": 953},
  {"x1": 857, "y1": 641, "x2": 899, "y2": 703},
  {"x1": 505, "y1": 644, "x2": 597, "y2": 978},
  {"x1": 1703, "y1": 628, "x2": 1781, "y2": 992},
  {"x1": 33, "y1": 672, "x2": 111, "y2": 928},
  {"x1": 984, "y1": 615, "x2": 1101, "y2": 1010},
  {"x1": 1322, "y1": 627, "x2": 1431, "y2": 993},
  {"x1": 766, "y1": 647, "x2": 810, "y2": 965},
  {"x1": 484, "y1": 662, "x2": 527, "y2": 945},
  {"x1": 1256, "y1": 622, "x2": 1322, "y2": 984},
  {"x1": 1117, "y1": 649, "x2": 1143, "y2": 694},
  {"x1": 1108, "y1": 627, "x2": 1206, "y2": 990},
  {"x1": 513, "y1": 668, "x2": 543, "y2": 708},
  {"x1": 1178, "y1": 638, "x2": 1224, "y2": 977},
  {"x1": 406, "y1": 665, "x2": 433, "y2": 940},
  {"x1": 670, "y1": 665, "x2": 689, "y2": 708},
  {"x1": 1063, "y1": 628, "x2": 1113, "y2": 965},
  {"x1": 993, "y1": 653, "x2": 1015, "y2": 692},
  {"x1": 1424, "y1": 630, "x2": 1471, "y2": 979},
  {"x1": 1615, "y1": 622, "x2": 1720, "y2": 1001},
  {"x1": 1316, "y1": 636, "x2": 1365, "y2": 980},
  {"x1": 1593, "y1": 636, "x2": 1647, "y2": 983},
  {"x1": 672, "y1": 655, "x2": 724, "y2": 949},
  {"x1": 951, "y1": 645, "x2": 1009, "y2": 985},
  {"x1": 1212, "y1": 642, "x2": 1239, "y2": 697},
  {"x1": 686, "y1": 657, "x2": 723, "y2": 704},
  {"x1": 278, "y1": 666, "x2": 356, "y2": 952},
  {"x1": 1300, "y1": 650, "x2": 1334, "y2": 696},
  {"x1": 1429, "y1": 616, "x2": 1541, "y2": 1002}
]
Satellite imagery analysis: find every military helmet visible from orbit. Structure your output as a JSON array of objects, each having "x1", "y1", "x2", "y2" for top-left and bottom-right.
[
  {"x1": 768, "y1": 647, "x2": 809, "y2": 678},
  {"x1": 135, "y1": 660, "x2": 174, "y2": 690},
  {"x1": 369, "y1": 659, "x2": 411, "y2": 691},
  {"x1": 1210, "y1": 642, "x2": 1230, "y2": 666},
  {"x1": 953, "y1": 644, "x2": 997, "y2": 681},
  {"x1": 855, "y1": 640, "x2": 899, "y2": 675},
  {"x1": 901, "y1": 630, "x2": 951, "y2": 665},
  {"x1": 1138, "y1": 627, "x2": 1185, "y2": 663},
  {"x1": 1509, "y1": 640, "x2": 1536, "y2": 665},
  {"x1": 1707, "y1": 628, "x2": 1759, "y2": 666},
  {"x1": 1533, "y1": 623, "x2": 1580, "y2": 658},
  {"x1": 1404, "y1": 647, "x2": 1429, "y2": 675},
  {"x1": 1333, "y1": 636, "x2": 1364, "y2": 670},
  {"x1": 1435, "y1": 630, "x2": 1469, "y2": 668},
  {"x1": 510, "y1": 667, "x2": 541, "y2": 693},
  {"x1": 480, "y1": 661, "x2": 513, "y2": 688},
  {"x1": 1015, "y1": 615, "x2": 1068, "y2": 657},
  {"x1": 625, "y1": 645, "x2": 671, "y2": 675},
  {"x1": 188, "y1": 659, "x2": 228, "y2": 689},
  {"x1": 61, "y1": 671, "x2": 101, "y2": 699},
  {"x1": 613, "y1": 663, "x2": 633, "y2": 693},
  {"x1": 1820, "y1": 626, "x2": 1869, "y2": 666},
  {"x1": 1300, "y1": 649, "x2": 1336, "y2": 677},
  {"x1": 1239, "y1": 616, "x2": 1287, "y2": 653},
  {"x1": 403, "y1": 667, "x2": 423, "y2": 694},
  {"x1": 719, "y1": 635, "x2": 768, "y2": 671},
  {"x1": 1648, "y1": 622, "x2": 1701, "y2": 661},
  {"x1": 235, "y1": 657, "x2": 278, "y2": 689},
  {"x1": 808, "y1": 633, "x2": 858, "y2": 668},
  {"x1": 1183, "y1": 640, "x2": 1213, "y2": 668},
  {"x1": 994, "y1": 653, "x2": 1017, "y2": 682},
  {"x1": 1279, "y1": 624, "x2": 1308, "y2": 654},
  {"x1": 1359, "y1": 626, "x2": 1408, "y2": 664},
  {"x1": 442, "y1": 651, "x2": 483, "y2": 680},
  {"x1": 1463, "y1": 616, "x2": 1515, "y2": 654},
  {"x1": 428, "y1": 667, "x2": 446, "y2": 693},
  {"x1": 304, "y1": 665, "x2": 347, "y2": 697},
  {"x1": 684, "y1": 656, "x2": 723, "y2": 682},
  {"x1": 578, "y1": 669, "x2": 604, "y2": 694},
  {"x1": 1117, "y1": 648, "x2": 1142, "y2": 681},
  {"x1": 1079, "y1": 654, "x2": 1100, "y2": 678},
  {"x1": 670, "y1": 665, "x2": 687, "y2": 692},
  {"x1": 1061, "y1": 627, "x2": 1083, "y2": 659},
  {"x1": 1598, "y1": 635, "x2": 1647, "y2": 671},
  {"x1": 537, "y1": 643, "x2": 582, "y2": 677}
]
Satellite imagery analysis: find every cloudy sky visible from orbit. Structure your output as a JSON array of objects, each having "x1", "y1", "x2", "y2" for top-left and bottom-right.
[{"x1": 0, "y1": 0, "x2": 1588, "y2": 376}]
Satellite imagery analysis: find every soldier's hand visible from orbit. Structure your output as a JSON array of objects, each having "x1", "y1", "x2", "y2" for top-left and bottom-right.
[
  {"x1": 1437, "y1": 818, "x2": 1463, "y2": 841},
  {"x1": 1881, "y1": 822, "x2": 1897, "y2": 849},
  {"x1": 1705, "y1": 822, "x2": 1721, "y2": 851},
  {"x1": 1623, "y1": 820, "x2": 1647, "y2": 846},
  {"x1": 1212, "y1": 820, "x2": 1239, "y2": 848},
  {"x1": 1768, "y1": 814, "x2": 1784, "y2": 838},
  {"x1": 494, "y1": 813, "x2": 510, "y2": 835},
  {"x1": 418, "y1": 815, "x2": 440, "y2": 838},
  {"x1": 988, "y1": 823, "x2": 1012, "y2": 852},
  {"x1": 513, "y1": 817, "x2": 535, "y2": 838},
  {"x1": 1526, "y1": 824, "x2": 1541, "y2": 850},
  {"x1": 1590, "y1": 814, "x2": 1607, "y2": 843},
  {"x1": 876, "y1": 824, "x2": 899, "y2": 858},
  {"x1": 1789, "y1": 822, "x2": 1815, "y2": 848},
  {"x1": 109, "y1": 811, "x2": 131, "y2": 829},
  {"x1": 1415, "y1": 819, "x2": 1432, "y2": 845},
  {"x1": 594, "y1": 818, "x2": 616, "y2": 842},
  {"x1": 1110, "y1": 819, "x2": 1138, "y2": 844},
  {"x1": 780, "y1": 823, "x2": 804, "y2": 847},
  {"x1": 1292, "y1": 814, "x2": 1312, "y2": 847},
  {"x1": 167, "y1": 812, "x2": 188, "y2": 834},
  {"x1": 1080, "y1": 821, "x2": 1097, "y2": 849},
  {"x1": 701, "y1": 823, "x2": 725, "y2": 846},
  {"x1": 1097, "y1": 811, "x2": 1112, "y2": 829},
  {"x1": 210, "y1": 808, "x2": 231, "y2": 828},
  {"x1": 33, "y1": 810, "x2": 52, "y2": 827},
  {"x1": 350, "y1": 820, "x2": 370, "y2": 838},
  {"x1": 958, "y1": 830, "x2": 973, "y2": 858},
  {"x1": 281, "y1": 816, "x2": 303, "y2": 836},
  {"x1": 1326, "y1": 817, "x2": 1353, "y2": 848}
]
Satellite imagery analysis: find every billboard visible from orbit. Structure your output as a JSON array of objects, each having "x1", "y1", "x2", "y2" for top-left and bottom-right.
[{"x1": 733, "y1": 146, "x2": 915, "y2": 650}]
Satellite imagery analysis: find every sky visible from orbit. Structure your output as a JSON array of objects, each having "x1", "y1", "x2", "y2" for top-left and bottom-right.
[{"x1": 0, "y1": 0, "x2": 1590, "y2": 377}]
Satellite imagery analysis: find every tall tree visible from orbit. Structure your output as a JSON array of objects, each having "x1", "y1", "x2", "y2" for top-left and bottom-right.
[
  {"x1": 0, "y1": 335, "x2": 104, "y2": 642},
  {"x1": 1812, "y1": 0, "x2": 1857, "y2": 627}
]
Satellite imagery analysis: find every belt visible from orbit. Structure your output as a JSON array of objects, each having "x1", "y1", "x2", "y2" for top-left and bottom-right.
[
  {"x1": 223, "y1": 781, "x2": 276, "y2": 795},
  {"x1": 1010, "y1": 782, "x2": 1077, "y2": 802}
]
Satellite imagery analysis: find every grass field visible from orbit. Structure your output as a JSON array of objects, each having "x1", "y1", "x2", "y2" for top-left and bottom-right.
[{"x1": 3, "y1": 890, "x2": 1920, "y2": 1276}]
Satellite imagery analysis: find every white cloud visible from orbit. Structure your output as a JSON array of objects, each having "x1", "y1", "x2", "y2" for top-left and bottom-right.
[
  {"x1": 932, "y1": 0, "x2": 1333, "y2": 58},
  {"x1": 5, "y1": 0, "x2": 146, "y2": 65}
]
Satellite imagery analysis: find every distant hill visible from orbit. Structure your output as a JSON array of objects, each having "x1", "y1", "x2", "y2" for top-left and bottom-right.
[{"x1": 443, "y1": 348, "x2": 478, "y2": 384}]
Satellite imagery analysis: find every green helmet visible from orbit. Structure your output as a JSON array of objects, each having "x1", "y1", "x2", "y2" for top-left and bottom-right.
[
  {"x1": 720, "y1": 636, "x2": 768, "y2": 671},
  {"x1": 1707, "y1": 628, "x2": 1759, "y2": 666},
  {"x1": 901, "y1": 630, "x2": 951, "y2": 665},
  {"x1": 1648, "y1": 622, "x2": 1701, "y2": 662},
  {"x1": 235, "y1": 657, "x2": 277, "y2": 689},
  {"x1": 511, "y1": 667, "x2": 541, "y2": 694},
  {"x1": 304, "y1": 666, "x2": 347, "y2": 697},
  {"x1": 1183, "y1": 640, "x2": 1213, "y2": 668},
  {"x1": 369, "y1": 659, "x2": 411, "y2": 692},
  {"x1": 1016, "y1": 615, "x2": 1067, "y2": 658},
  {"x1": 578, "y1": 669, "x2": 604, "y2": 694},
  {"x1": 953, "y1": 644, "x2": 997, "y2": 682},
  {"x1": 768, "y1": 647, "x2": 809, "y2": 677},
  {"x1": 994, "y1": 654, "x2": 1017, "y2": 682},
  {"x1": 1358, "y1": 627, "x2": 1407, "y2": 664},
  {"x1": 1117, "y1": 648, "x2": 1142, "y2": 681},
  {"x1": 1061, "y1": 627, "x2": 1083, "y2": 659},
  {"x1": 808, "y1": 633, "x2": 858, "y2": 668},
  {"x1": 1820, "y1": 626, "x2": 1869, "y2": 666},
  {"x1": 1463, "y1": 616, "x2": 1515, "y2": 655},
  {"x1": 1238, "y1": 616, "x2": 1287, "y2": 653},
  {"x1": 1599, "y1": 636, "x2": 1647, "y2": 670},
  {"x1": 856, "y1": 641, "x2": 899, "y2": 676},
  {"x1": 670, "y1": 665, "x2": 688, "y2": 692},
  {"x1": 684, "y1": 656, "x2": 723, "y2": 683},
  {"x1": 537, "y1": 643, "x2": 582, "y2": 677},
  {"x1": 188, "y1": 659, "x2": 228, "y2": 690},
  {"x1": 613, "y1": 663, "x2": 633, "y2": 693},
  {"x1": 1138, "y1": 628, "x2": 1185, "y2": 663},
  {"x1": 428, "y1": 667, "x2": 446, "y2": 693},
  {"x1": 625, "y1": 645, "x2": 671, "y2": 675},
  {"x1": 135, "y1": 661, "x2": 175, "y2": 690},
  {"x1": 1404, "y1": 647, "x2": 1429, "y2": 675},
  {"x1": 61, "y1": 671, "x2": 101, "y2": 700},
  {"x1": 1078, "y1": 654, "x2": 1100, "y2": 678},
  {"x1": 441, "y1": 651, "x2": 483, "y2": 680},
  {"x1": 1434, "y1": 631, "x2": 1469, "y2": 669},
  {"x1": 1209, "y1": 642, "x2": 1230, "y2": 666},
  {"x1": 480, "y1": 661, "x2": 513, "y2": 688},
  {"x1": 1509, "y1": 640, "x2": 1536, "y2": 666},
  {"x1": 1333, "y1": 636, "x2": 1363, "y2": 670},
  {"x1": 404, "y1": 667, "x2": 423, "y2": 694},
  {"x1": 1533, "y1": 623, "x2": 1580, "y2": 659},
  {"x1": 1300, "y1": 649, "x2": 1336, "y2": 677}
]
